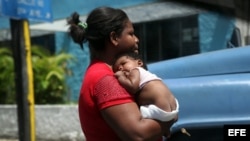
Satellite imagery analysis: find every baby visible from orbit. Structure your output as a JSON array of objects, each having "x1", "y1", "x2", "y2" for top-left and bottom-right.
[{"x1": 113, "y1": 52, "x2": 179, "y2": 122}]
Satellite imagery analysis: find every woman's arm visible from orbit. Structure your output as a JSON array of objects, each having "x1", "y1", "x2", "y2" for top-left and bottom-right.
[{"x1": 101, "y1": 102, "x2": 177, "y2": 141}]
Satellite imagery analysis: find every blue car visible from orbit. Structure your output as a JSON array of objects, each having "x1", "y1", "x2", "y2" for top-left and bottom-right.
[{"x1": 148, "y1": 46, "x2": 250, "y2": 141}]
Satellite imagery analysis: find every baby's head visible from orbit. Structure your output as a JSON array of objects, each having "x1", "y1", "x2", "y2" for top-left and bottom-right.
[{"x1": 113, "y1": 52, "x2": 144, "y2": 72}]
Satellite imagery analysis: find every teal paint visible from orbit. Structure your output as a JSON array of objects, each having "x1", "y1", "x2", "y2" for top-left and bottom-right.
[
  {"x1": 199, "y1": 12, "x2": 235, "y2": 52},
  {"x1": 0, "y1": 0, "x2": 157, "y2": 28},
  {"x1": 55, "y1": 32, "x2": 90, "y2": 101},
  {"x1": 0, "y1": 0, "x2": 157, "y2": 101},
  {"x1": 51, "y1": 0, "x2": 157, "y2": 101},
  {"x1": 52, "y1": 0, "x2": 158, "y2": 20}
]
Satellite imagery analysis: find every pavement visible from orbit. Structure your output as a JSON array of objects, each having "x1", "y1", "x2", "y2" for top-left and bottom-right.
[{"x1": 0, "y1": 139, "x2": 18, "y2": 141}]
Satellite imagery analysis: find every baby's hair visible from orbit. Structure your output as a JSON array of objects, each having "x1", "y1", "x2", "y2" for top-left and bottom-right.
[
  {"x1": 115, "y1": 52, "x2": 148, "y2": 70},
  {"x1": 67, "y1": 7, "x2": 129, "y2": 52}
]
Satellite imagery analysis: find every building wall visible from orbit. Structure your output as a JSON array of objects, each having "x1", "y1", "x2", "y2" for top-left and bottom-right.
[
  {"x1": 199, "y1": 12, "x2": 235, "y2": 52},
  {"x1": 53, "y1": 0, "x2": 158, "y2": 101},
  {"x1": 0, "y1": 0, "x2": 157, "y2": 28},
  {"x1": 55, "y1": 32, "x2": 89, "y2": 101},
  {"x1": 189, "y1": 0, "x2": 250, "y2": 46},
  {"x1": 51, "y1": 0, "x2": 158, "y2": 20},
  {"x1": 234, "y1": 0, "x2": 250, "y2": 46},
  {"x1": 1, "y1": 0, "x2": 249, "y2": 102}
]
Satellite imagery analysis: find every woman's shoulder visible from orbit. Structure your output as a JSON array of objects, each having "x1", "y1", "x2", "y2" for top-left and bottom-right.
[{"x1": 85, "y1": 61, "x2": 114, "y2": 81}]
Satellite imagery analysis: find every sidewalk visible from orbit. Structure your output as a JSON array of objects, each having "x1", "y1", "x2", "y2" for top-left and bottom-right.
[{"x1": 0, "y1": 139, "x2": 18, "y2": 141}]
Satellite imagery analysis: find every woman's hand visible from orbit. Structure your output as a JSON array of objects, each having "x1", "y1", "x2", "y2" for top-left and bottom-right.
[
  {"x1": 162, "y1": 110, "x2": 178, "y2": 138},
  {"x1": 162, "y1": 115, "x2": 178, "y2": 138}
]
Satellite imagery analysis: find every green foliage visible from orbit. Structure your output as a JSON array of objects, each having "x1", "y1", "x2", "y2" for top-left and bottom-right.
[
  {"x1": 0, "y1": 47, "x2": 15, "y2": 104},
  {"x1": 0, "y1": 46, "x2": 74, "y2": 104}
]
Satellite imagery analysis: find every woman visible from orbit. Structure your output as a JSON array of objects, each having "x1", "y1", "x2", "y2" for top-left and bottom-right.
[{"x1": 67, "y1": 6, "x2": 178, "y2": 141}]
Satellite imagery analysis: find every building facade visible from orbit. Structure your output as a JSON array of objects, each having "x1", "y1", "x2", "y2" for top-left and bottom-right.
[{"x1": 0, "y1": 0, "x2": 249, "y2": 101}]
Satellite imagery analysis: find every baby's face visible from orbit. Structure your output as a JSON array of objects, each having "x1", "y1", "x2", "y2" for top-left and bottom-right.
[{"x1": 113, "y1": 56, "x2": 140, "y2": 72}]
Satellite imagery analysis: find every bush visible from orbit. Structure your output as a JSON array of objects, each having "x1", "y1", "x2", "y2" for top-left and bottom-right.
[
  {"x1": 0, "y1": 47, "x2": 15, "y2": 104},
  {"x1": 0, "y1": 46, "x2": 74, "y2": 104}
]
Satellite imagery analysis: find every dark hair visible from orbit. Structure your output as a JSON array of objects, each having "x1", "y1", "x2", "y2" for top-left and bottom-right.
[
  {"x1": 114, "y1": 52, "x2": 148, "y2": 70},
  {"x1": 67, "y1": 7, "x2": 129, "y2": 52}
]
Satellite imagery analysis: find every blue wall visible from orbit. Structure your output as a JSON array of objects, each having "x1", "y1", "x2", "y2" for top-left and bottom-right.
[
  {"x1": 0, "y1": 0, "x2": 157, "y2": 28},
  {"x1": 51, "y1": 0, "x2": 158, "y2": 102},
  {"x1": 51, "y1": 0, "x2": 157, "y2": 20},
  {"x1": 199, "y1": 11, "x2": 235, "y2": 52},
  {"x1": 55, "y1": 32, "x2": 90, "y2": 102},
  {"x1": 0, "y1": 0, "x2": 238, "y2": 102},
  {"x1": 0, "y1": 0, "x2": 157, "y2": 102}
]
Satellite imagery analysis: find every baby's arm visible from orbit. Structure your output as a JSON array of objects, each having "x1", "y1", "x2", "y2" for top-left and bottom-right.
[{"x1": 114, "y1": 69, "x2": 140, "y2": 94}]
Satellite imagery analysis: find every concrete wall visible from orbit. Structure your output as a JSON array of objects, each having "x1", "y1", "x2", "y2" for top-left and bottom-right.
[{"x1": 0, "y1": 105, "x2": 85, "y2": 141}]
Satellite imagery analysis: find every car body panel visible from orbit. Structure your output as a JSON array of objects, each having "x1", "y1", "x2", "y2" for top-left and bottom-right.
[{"x1": 147, "y1": 46, "x2": 250, "y2": 140}]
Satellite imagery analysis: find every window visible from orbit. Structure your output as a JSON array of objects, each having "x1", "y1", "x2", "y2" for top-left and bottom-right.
[
  {"x1": 32, "y1": 34, "x2": 55, "y2": 53},
  {"x1": 0, "y1": 33, "x2": 55, "y2": 53},
  {"x1": 134, "y1": 15, "x2": 199, "y2": 64}
]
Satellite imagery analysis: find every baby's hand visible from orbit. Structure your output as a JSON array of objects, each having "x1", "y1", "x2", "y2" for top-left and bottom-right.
[
  {"x1": 114, "y1": 70, "x2": 137, "y2": 94},
  {"x1": 115, "y1": 71, "x2": 129, "y2": 78},
  {"x1": 114, "y1": 71, "x2": 124, "y2": 78}
]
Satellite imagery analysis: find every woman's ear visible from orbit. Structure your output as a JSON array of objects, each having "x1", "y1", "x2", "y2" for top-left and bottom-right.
[{"x1": 110, "y1": 31, "x2": 118, "y2": 46}]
